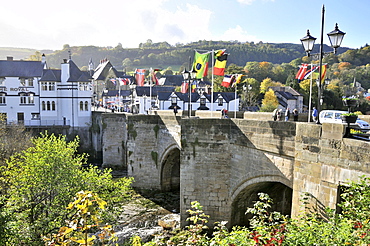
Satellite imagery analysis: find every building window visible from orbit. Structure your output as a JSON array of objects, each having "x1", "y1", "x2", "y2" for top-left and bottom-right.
[
  {"x1": 84, "y1": 101, "x2": 89, "y2": 111},
  {"x1": 28, "y1": 93, "x2": 34, "y2": 104},
  {"x1": 20, "y1": 93, "x2": 27, "y2": 104},
  {"x1": 41, "y1": 82, "x2": 47, "y2": 91},
  {"x1": 31, "y1": 113, "x2": 40, "y2": 120},
  {"x1": 20, "y1": 93, "x2": 34, "y2": 104},
  {"x1": 0, "y1": 93, "x2": 6, "y2": 104},
  {"x1": 80, "y1": 101, "x2": 84, "y2": 111},
  {"x1": 49, "y1": 82, "x2": 55, "y2": 91},
  {"x1": 79, "y1": 82, "x2": 89, "y2": 91},
  {"x1": 28, "y1": 78, "x2": 34, "y2": 87},
  {"x1": 41, "y1": 82, "x2": 55, "y2": 91},
  {"x1": 47, "y1": 101, "x2": 51, "y2": 110},
  {"x1": 218, "y1": 98, "x2": 223, "y2": 106},
  {"x1": 52, "y1": 101, "x2": 56, "y2": 111},
  {"x1": 19, "y1": 78, "x2": 26, "y2": 86},
  {"x1": 42, "y1": 101, "x2": 46, "y2": 110}
]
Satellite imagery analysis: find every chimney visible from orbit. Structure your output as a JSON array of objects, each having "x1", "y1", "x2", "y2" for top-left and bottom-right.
[
  {"x1": 61, "y1": 59, "x2": 70, "y2": 83},
  {"x1": 7, "y1": 56, "x2": 13, "y2": 61}
]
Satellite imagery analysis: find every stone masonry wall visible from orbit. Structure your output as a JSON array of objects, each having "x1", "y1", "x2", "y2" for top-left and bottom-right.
[
  {"x1": 292, "y1": 122, "x2": 370, "y2": 216},
  {"x1": 126, "y1": 114, "x2": 181, "y2": 189},
  {"x1": 180, "y1": 119, "x2": 296, "y2": 227},
  {"x1": 101, "y1": 114, "x2": 127, "y2": 169}
]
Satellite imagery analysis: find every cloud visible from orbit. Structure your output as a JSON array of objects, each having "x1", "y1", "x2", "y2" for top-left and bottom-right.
[
  {"x1": 218, "y1": 25, "x2": 258, "y2": 43},
  {"x1": 237, "y1": 0, "x2": 275, "y2": 5}
]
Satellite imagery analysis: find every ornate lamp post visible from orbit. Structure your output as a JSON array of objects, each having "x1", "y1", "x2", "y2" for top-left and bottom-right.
[
  {"x1": 300, "y1": 5, "x2": 345, "y2": 123},
  {"x1": 182, "y1": 68, "x2": 197, "y2": 117}
]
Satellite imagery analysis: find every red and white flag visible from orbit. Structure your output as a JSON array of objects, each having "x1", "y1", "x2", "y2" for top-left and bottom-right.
[
  {"x1": 135, "y1": 69, "x2": 146, "y2": 86},
  {"x1": 295, "y1": 63, "x2": 308, "y2": 80}
]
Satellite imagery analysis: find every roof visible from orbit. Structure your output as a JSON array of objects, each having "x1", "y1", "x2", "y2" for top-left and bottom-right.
[
  {"x1": 39, "y1": 69, "x2": 60, "y2": 82},
  {"x1": 161, "y1": 75, "x2": 184, "y2": 86},
  {"x1": 40, "y1": 59, "x2": 92, "y2": 82},
  {"x1": 204, "y1": 92, "x2": 238, "y2": 103},
  {"x1": 135, "y1": 86, "x2": 175, "y2": 96},
  {"x1": 102, "y1": 90, "x2": 131, "y2": 97},
  {"x1": 0, "y1": 60, "x2": 45, "y2": 77},
  {"x1": 93, "y1": 59, "x2": 123, "y2": 80},
  {"x1": 275, "y1": 91, "x2": 297, "y2": 100}
]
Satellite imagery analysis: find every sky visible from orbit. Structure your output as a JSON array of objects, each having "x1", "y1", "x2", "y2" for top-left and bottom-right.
[{"x1": 1, "y1": 0, "x2": 369, "y2": 51}]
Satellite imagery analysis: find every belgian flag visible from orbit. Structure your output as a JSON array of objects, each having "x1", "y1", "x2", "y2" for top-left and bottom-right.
[{"x1": 213, "y1": 53, "x2": 228, "y2": 76}]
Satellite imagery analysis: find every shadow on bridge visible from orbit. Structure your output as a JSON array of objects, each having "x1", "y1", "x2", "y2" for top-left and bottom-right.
[{"x1": 180, "y1": 118, "x2": 295, "y2": 228}]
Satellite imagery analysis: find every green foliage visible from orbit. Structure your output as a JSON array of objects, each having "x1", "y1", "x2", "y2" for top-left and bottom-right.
[
  {"x1": 44, "y1": 190, "x2": 117, "y2": 245},
  {"x1": 1, "y1": 133, "x2": 133, "y2": 245},
  {"x1": 143, "y1": 176, "x2": 370, "y2": 245}
]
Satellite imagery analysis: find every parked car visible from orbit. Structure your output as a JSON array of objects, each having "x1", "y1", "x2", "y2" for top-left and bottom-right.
[{"x1": 319, "y1": 110, "x2": 370, "y2": 130}]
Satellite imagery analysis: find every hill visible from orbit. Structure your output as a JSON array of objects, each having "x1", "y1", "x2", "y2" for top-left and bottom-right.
[
  {"x1": 0, "y1": 47, "x2": 54, "y2": 60},
  {"x1": 0, "y1": 41, "x2": 350, "y2": 71}
]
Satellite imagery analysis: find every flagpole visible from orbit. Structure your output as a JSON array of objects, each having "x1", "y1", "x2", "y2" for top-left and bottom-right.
[
  {"x1": 119, "y1": 78, "x2": 121, "y2": 112},
  {"x1": 234, "y1": 83, "x2": 237, "y2": 118},
  {"x1": 211, "y1": 49, "x2": 214, "y2": 117},
  {"x1": 308, "y1": 64, "x2": 313, "y2": 122},
  {"x1": 150, "y1": 67, "x2": 152, "y2": 113}
]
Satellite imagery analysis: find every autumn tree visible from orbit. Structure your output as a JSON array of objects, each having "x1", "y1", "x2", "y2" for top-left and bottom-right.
[
  {"x1": 260, "y1": 78, "x2": 282, "y2": 94},
  {"x1": 260, "y1": 88, "x2": 279, "y2": 112}
]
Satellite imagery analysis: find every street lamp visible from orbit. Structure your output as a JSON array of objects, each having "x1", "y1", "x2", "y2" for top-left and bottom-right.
[
  {"x1": 182, "y1": 68, "x2": 197, "y2": 117},
  {"x1": 300, "y1": 5, "x2": 345, "y2": 123}
]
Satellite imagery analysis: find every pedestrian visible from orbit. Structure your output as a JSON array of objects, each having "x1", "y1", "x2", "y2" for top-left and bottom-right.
[
  {"x1": 293, "y1": 108, "x2": 299, "y2": 121},
  {"x1": 276, "y1": 109, "x2": 282, "y2": 121},
  {"x1": 312, "y1": 107, "x2": 318, "y2": 123},
  {"x1": 285, "y1": 108, "x2": 290, "y2": 121},
  {"x1": 173, "y1": 105, "x2": 178, "y2": 116},
  {"x1": 272, "y1": 108, "x2": 278, "y2": 121},
  {"x1": 221, "y1": 108, "x2": 229, "y2": 119}
]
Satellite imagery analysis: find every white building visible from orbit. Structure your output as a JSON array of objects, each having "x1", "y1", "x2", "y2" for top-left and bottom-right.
[{"x1": 0, "y1": 56, "x2": 92, "y2": 127}]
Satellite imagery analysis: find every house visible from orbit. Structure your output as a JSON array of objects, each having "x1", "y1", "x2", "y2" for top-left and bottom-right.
[
  {"x1": 0, "y1": 55, "x2": 92, "y2": 127},
  {"x1": 92, "y1": 58, "x2": 134, "y2": 103},
  {"x1": 269, "y1": 86, "x2": 303, "y2": 113}
]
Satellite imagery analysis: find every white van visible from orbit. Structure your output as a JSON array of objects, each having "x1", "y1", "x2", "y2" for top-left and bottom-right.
[{"x1": 319, "y1": 110, "x2": 370, "y2": 130}]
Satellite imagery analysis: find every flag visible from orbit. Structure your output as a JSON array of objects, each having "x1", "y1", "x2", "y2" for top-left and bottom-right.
[
  {"x1": 151, "y1": 70, "x2": 159, "y2": 85},
  {"x1": 303, "y1": 66, "x2": 318, "y2": 79},
  {"x1": 191, "y1": 81, "x2": 197, "y2": 92},
  {"x1": 295, "y1": 63, "x2": 308, "y2": 80},
  {"x1": 110, "y1": 78, "x2": 116, "y2": 85},
  {"x1": 135, "y1": 69, "x2": 146, "y2": 86},
  {"x1": 181, "y1": 82, "x2": 189, "y2": 93},
  {"x1": 118, "y1": 78, "x2": 126, "y2": 86},
  {"x1": 215, "y1": 49, "x2": 226, "y2": 57},
  {"x1": 213, "y1": 53, "x2": 228, "y2": 76},
  {"x1": 235, "y1": 74, "x2": 244, "y2": 84},
  {"x1": 193, "y1": 51, "x2": 210, "y2": 79},
  {"x1": 221, "y1": 75, "x2": 235, "y2": 88},
  {"x1": 320, "y1": 64, "x2": 327, "y2": 84}
]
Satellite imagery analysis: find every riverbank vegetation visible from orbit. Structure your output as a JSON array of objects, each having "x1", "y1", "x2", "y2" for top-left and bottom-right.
[
  {"x1": 138, "y1": 176, "x2": 370, "y2": 245},
  {"x1": 0, "y1": 133, "x2": 134, "y2": 245}
]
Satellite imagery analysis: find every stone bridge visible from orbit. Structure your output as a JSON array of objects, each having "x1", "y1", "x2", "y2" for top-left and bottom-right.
[{"x1": 92, "y1": 111, "x2": 370, "y2": 228}]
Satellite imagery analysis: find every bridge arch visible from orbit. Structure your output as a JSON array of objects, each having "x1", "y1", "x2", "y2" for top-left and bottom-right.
[
  {"x1": 230, "y1": 176, "x2": 292, "y2": 227},
  {"x1": 160, "y1": 144, "x2": 180, "y2": 192}
]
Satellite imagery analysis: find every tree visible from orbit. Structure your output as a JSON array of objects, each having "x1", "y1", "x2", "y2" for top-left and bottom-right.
[
  {"x1": 260, "y1": 89, "x2": 279, "y2": 112},
  {"x1": 260, "y1": 78, "x2": 282, "y2": 94},
  {"x1": 2, "y1": 133, "x2": 133, "y2": 245},
  {"x1": 27, "y1": 51, "x2": 43, "y2": 61}
]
